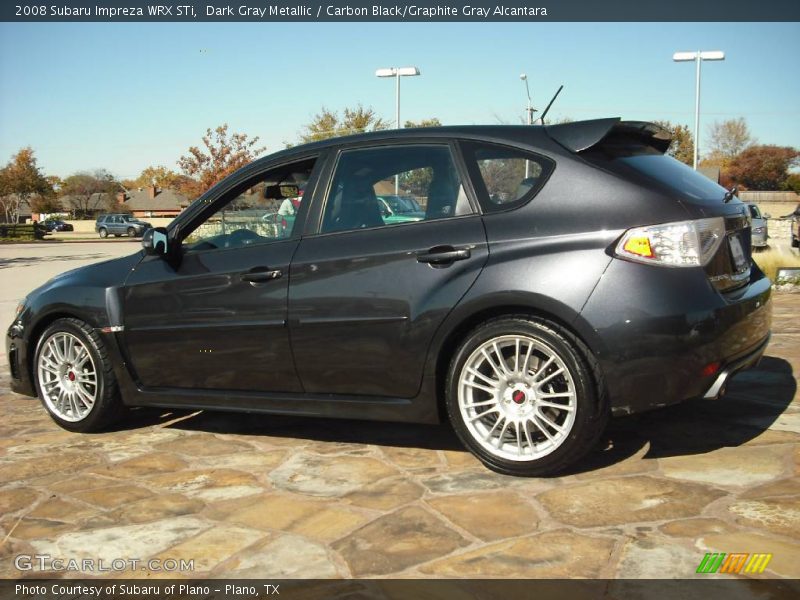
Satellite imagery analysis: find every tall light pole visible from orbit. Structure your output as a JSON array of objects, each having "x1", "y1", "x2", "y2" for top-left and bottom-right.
[
  {"x1": 375, "y1": 66, "x2": 421, "y2": 130},
  {"x1": 520, "y1": 73, "x2": 537, "y2": 178},
  {"x1": 673, "y1": 50, "x2": 725, "y2": 170},
  {"x1": 376, "y1": 66, "x2": 420, "y2": 193},
  {"x1": 520, "y1": 73, "x2": 536, "y2": 126}
]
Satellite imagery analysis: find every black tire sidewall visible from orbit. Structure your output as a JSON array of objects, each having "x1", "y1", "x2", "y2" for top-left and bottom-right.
[
  {"x1": 127, "y1": 227, "x2": 136, "y2": 237},
  {"x1": 446, "y1": 318, "x2": 600, "y2": 476},
  {"x1": 33, "y1": 319, "x2": 116, "y2": 432},
  {"x1": 99, "y1": 228, "x2": 107, "y2": 238}
]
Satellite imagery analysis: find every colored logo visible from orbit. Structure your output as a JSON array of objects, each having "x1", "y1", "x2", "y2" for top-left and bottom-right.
[{"x1": 696, "y1": 552, "x2": 772, "y2": 574}]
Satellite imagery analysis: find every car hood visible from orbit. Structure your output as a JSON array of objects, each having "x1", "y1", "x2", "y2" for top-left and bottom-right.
[{"x1": 26, "y1": 251, "x2": 144, "y2": 301}]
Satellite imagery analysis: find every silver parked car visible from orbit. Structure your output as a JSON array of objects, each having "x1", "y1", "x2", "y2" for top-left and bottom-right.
[
  {"x1": 95, "y1": 214, "x2": 152, "y2": 238},
  {"x1": 748, "y1": 204, "x2": 768, "y2": 249}
]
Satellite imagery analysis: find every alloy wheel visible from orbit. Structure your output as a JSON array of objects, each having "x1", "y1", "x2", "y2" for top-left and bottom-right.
[
  {"x1": 457, "y1": 334, "x2": 577, "y2": 461},
  {"x1": 37, "y1": 332, "x2": 98, "y2": 422}
]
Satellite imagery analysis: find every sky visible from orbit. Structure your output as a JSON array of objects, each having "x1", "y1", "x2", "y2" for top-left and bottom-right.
[{"x1": 1, "y1": 21, "x2": 798, "y2": 180}]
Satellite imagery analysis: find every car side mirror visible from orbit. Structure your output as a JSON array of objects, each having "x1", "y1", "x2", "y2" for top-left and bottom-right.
[{"x1": 142, "y1": 227, "x2": 169, "y2": 256}]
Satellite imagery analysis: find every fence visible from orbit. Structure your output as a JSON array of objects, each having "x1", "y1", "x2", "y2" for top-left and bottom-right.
[
  {"x1": 739, "y1": 191, "x2": 799, "y2": 204},
  {"x1": 0, "y1": 223, "x2": 47, "y2": 241}
]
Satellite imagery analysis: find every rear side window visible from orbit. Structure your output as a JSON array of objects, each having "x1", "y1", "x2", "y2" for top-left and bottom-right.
[{"x1": 461, "y1": 142, "x2": 554, "y2": 212}]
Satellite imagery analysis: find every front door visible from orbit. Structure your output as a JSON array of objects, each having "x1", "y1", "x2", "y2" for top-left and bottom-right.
[
  {"x1": 289, "y1": 142, "x2": 488, "y2": 398},
  {"x1": 121, "y1": 156, "x2": 319, "y2": 393}
]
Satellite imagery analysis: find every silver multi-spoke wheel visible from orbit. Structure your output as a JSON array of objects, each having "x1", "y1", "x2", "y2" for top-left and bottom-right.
[
  {"x1": 37, "y1": 332, "x2": 98, "y2": 422},
  {"x1": 458, "y1": 334, "x2": 577, "y2": 462}
]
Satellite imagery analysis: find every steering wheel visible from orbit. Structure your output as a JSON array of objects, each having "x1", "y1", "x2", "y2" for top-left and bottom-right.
[{"x1": 226, "y1": 228, "x2": 261, "y2": 247}]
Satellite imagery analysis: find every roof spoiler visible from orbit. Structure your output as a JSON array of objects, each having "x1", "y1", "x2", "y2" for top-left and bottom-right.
[{"x1": 545, "y1": 118, "x2": 672, "y2": 154}]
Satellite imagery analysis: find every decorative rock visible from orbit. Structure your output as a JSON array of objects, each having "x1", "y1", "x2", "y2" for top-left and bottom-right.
[
  {"x1": 219, "y1": 533, "x2": 339, "y2": 578},
  {"x1": 659, "y1": 518, "x2": 737, "y2": 538},
  {"x1": 421, "y1": 530, "x2": 615, "y2": 577},
  {"x1": 152, "y1": 524, "x2": 264, "y2": 573},
  {"x1": 536, "y1": 476, "x2": 725, "y2": 527},
  {"x1": 69, "y1": 485, "x2": 153, "y2": 509},
  {"x1": 333, "y1": 506, "x2": 469, "y2": 576},
  {"x1": 156, "y1": 434, "x2": 255, "y2": 457},
  {"x1": 659, "y1": 446, "x2": 788, "y2": 487},
  {"x1": 344, "y1": 477, "x2": 424, "y2": 511},
  {"x1": 220, "y1": 493, "x2": 369, "y2": 542},
  {"x1": 727, "y1": 496, "x2": 800, "y2": 535},
  {"x1": 427, "y1": 491, "x2": 540, "y2": 541},
  {"x1": 29, "y1": 515, "x2": 211, "y2": 564},
  {"x1": 270, "y1": 453, "x2": 398, "y2": 497}
]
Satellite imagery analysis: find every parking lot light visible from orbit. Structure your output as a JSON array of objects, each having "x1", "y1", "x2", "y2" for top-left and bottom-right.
[
  {"x1": 673, "y1": 50, "x2": 725, "y2": 170},
  {"x1": 376, "y1": 66, "x2": 420, "y2": 193},
  {"x1": 375, "y1": 66, "x2": 421, "y2": 130}
]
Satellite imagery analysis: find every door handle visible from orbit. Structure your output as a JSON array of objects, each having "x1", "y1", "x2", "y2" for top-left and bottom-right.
[
  {"x1": 241, "y1": 267, "x2": 282, "y2": 284},
  {"x1": 416, "y1": 246, "x2": 471, "y2": 266}
]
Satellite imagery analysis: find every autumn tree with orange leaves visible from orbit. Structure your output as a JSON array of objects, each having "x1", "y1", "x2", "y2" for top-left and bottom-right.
[{"x1": 177, "y1": 124, "x2": 266, "y2": 199}]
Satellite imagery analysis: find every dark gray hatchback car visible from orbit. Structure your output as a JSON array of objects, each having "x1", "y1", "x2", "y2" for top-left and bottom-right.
[{"x1": 7, "y1": 119, "x2": 771, "y2": 476}]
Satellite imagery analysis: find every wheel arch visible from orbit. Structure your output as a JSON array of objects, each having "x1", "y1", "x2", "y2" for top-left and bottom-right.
[
  {"x1": 429, "y1": 296, "x2": 607, "y2": 423},
  {"x1": 26, "y1": 307, "x2": 102, "y2": 384}
]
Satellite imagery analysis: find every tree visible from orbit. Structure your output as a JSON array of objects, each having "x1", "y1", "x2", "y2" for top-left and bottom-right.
[
  {"x1": 0, "y1": 147, "x2": 53, "y2": 223},
  {"x1": 654, "y1": 121, "x2": 694, "y2": 166},
  {"x1": 783, "y1": 172, "x2": 800, "y2": 194},
  {"x1": 60, "y1": 170, "x2": 121, "y2": 217},
  {"x1": 299, "y1": 105, "x2": 388, "y2": 143},
  {"x1": 124, "y1": 165, "x2": 188, "y2": 190},
  {"x1": 404, "y1": 118, "x2": 442, "y2": 128},
  {"x1": 177, "y1": 124, "x2": 266, "y2": 198},
  {"x1": 30, "y1": 194, "x2": 64, "y2": 216},
  {"x1": 726, "y1": 145, "x2": 800, "y2": 191},
  {"x1": 705, "y1": 118, "x2": 755, "y2": 167}
]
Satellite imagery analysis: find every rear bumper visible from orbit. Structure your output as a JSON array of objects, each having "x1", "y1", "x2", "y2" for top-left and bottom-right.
[
  {"x1": 702, "y1": 334, "x2": 769, "y2": 399},
  {"x1": 580, "y1": 258, "x2": 772, "y2": 416}
]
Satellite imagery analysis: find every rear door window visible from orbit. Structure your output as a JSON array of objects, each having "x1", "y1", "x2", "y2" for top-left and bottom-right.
[
  {"x1": 460, "y1": 142, "x2": 555, "y2": 212},
  {"x1": 320, "y1": 144, "x2": 474, "y2": 234}
]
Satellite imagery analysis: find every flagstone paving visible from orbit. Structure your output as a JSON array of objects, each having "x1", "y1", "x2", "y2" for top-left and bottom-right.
[{"x1": 0, "y1": 293, "x2": 797, "y2": 579}]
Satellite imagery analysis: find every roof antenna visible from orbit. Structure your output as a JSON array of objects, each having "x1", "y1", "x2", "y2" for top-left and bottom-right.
[{"x1": 539, "y1": 85, "x2": 564, "y2": 125}]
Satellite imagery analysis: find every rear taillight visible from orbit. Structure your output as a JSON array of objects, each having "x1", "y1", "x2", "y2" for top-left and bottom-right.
[{"x1": 615, "y1": 217, "x2": 725, "y2": 268}]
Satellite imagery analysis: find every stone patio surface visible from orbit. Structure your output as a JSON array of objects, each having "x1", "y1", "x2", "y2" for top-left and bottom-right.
[{"x1": 0, "y1": 292, "x2": 797, "y2": 579}]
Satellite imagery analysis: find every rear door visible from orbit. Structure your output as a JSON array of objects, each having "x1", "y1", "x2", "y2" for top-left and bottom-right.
[{"x1": 288, "y1": 141, "x2": 488, "y2": 398}]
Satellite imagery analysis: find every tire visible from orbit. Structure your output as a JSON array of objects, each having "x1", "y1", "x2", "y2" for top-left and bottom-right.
[
  {"x1": 792, "y1": 235, "x2": 799, "y2": 249},
  {"x1": 33, "y1": 318, "x2": 126, "y2": 432},
  {"x1": 127, "y1": 227, "x2": 136, "y2": 237},
  {"x1": 98, "y1": 228, "x2": 108, "y2": 239},
  {"x1": 445, "y1": 316, "x2": 608, "y2": 476}
]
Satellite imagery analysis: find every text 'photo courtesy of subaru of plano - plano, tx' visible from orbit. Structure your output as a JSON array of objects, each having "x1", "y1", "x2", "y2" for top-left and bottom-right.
[
  {"x1": 7, "y1": 119, "x2": 772, "y2": 476},
  {"x1": 95, "y1": 213, "x2": 153, "y2": 238}
]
